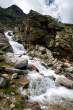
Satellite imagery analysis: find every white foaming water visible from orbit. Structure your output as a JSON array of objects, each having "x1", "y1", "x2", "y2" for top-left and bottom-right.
[
  {"x1": 27, "y1": 58, "x2": 73, "y2": 106},
  {"x1": 5, "y1": 31, "x2": 73, "y2": 108},
  {"x1": 4, "y1": 31, "x2": 26, "y2": 55}
]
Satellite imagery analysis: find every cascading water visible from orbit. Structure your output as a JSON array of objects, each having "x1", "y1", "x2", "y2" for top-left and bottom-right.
[
  {"x1": 4, "y1": 31, "x2": 26, "y2": 55},
  {"x1": 5, "y1": 31, "x2": 73, "y2": 109}
]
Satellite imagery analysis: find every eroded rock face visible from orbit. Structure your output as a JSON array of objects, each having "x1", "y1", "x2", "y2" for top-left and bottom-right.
[{"x1": 15, "y1": 10, "x2": 73, "y2": 59}]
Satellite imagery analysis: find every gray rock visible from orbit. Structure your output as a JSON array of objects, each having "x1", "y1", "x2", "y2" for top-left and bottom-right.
[
  {"x1": 56, "y1": 77, "x2": 73, "y2": 89},
  {"x1": 5, "y1": 67, "x2": 28, "y2": 74},
  {"x1": 0, "y1": 77, "x2": 7, "y2": 88},
  {"x1": 5, "y1": 53, "x2": 28, "y2": 69},
  {"x1": 65, "y1": 67, "x2": 73, "y2": 73},
  {"x1": 15, "y1": 59, "x2": 28, "y2": 69}
]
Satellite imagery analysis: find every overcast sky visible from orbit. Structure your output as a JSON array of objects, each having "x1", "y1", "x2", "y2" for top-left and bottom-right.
[{"x1": 0, "y1": 0, "x2": 73, "y2": 24}]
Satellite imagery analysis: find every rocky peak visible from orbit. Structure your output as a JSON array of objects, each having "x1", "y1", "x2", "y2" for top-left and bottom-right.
[
  {"x1": 0, "y1": 5, "x2": 26, "y2": 28},
  {"x1": 6, "y1": 5, "x2": 25, "y2": 17}
]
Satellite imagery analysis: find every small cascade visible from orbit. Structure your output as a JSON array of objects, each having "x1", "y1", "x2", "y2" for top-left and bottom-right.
[
  {"x1": 4, "y1": 30, "x2": 73, "y2": 109},
  {"x1": 4, "y1": 31, "x2": 26, "y2": 55}
]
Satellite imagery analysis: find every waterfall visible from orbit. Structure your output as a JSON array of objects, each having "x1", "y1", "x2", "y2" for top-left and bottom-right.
[
  {"x1": 4, "y1": 31, "x2": 26, "y2": 55},
  {"x1": 5, "y1": 31, "x2": 73, "y2": 109}
]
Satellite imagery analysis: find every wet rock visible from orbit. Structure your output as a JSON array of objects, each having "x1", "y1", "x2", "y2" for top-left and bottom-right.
[
  {"x1": 48, "y1": 75, "x2": 56, "y2": 81},
  {"x1": 64, "y1": 73, "x2": 73, "y2": 81},
  {"x1": 56, "y1": 77, "x2": 73, "y2": 89},
  {"x1": 8, "y1": 32, "x2": 12, "y2": 36},
  {"x1": 5, "y1": 53, "x2": 28, "y2": 69},
  {"x1": 41, "y1": 63, "x2": 48, "y2": 69},
  {"x1": 65, "y1": 67, "x2": 73, "y2": 73},
  {"x1": 15, "y1": 59, "x2": 28, "y2": 69}
]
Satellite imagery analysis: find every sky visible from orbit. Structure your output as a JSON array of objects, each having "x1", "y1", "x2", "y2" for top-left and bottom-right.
[{"x1": 0, "y1": 0, "x2": 73, "y2": 24}]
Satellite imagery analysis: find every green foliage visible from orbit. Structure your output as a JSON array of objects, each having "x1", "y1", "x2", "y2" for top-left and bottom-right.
[
  {"x1": 5, "y1": 99, "x2": 12, "y2": 107},
  {"x1": 0, "y1": 82, "x2": 17, "y2": 94},
  {"x1": 14, "y1": 101, "x2": 23, "y2": 108},
  {"x1": 28, "y1": 47, "x2": 33, "y2": 51}
]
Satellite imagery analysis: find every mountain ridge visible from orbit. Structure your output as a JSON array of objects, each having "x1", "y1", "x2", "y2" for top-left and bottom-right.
[{"x1": 0, "y1": 5, "x2": 26, "y2": 28}]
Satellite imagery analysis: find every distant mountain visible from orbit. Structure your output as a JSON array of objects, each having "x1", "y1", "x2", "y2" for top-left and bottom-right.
[{"x1": 0, "y1": 5, "x2": 26, "y2": 27}]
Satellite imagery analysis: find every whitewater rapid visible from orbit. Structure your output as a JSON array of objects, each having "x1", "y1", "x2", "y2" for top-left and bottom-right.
[{"x1": 5, "y1": 31, "x2": 73, "y2": 109}]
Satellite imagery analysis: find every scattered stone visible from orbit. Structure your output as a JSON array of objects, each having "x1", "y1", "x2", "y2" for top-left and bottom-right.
[{"x1": 56, "y1": 77, "x2": 73, "y2": 89}]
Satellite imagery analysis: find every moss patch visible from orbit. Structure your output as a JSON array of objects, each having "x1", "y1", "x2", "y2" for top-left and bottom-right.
[
  {"x1": 5, "y1": 99, "x2": 12, "y2": 107},
  {"x1": 14, "y1": 101, "x2": 23, "y2": 109}
]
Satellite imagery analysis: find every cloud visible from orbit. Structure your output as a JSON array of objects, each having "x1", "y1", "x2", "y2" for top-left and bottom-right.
[{"x1": 0, "y1": 0, "x2": 73, "y2": 24}]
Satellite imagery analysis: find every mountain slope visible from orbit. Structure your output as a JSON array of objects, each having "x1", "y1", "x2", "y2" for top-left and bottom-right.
[
  {"x1": 0, "y1": 5, "x2": 26, "y2": 27},
  {"x1": 15, "y1": 10, "x2": 73, "y2": 60}
]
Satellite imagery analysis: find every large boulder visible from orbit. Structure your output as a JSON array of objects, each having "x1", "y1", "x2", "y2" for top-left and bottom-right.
[
  {"x1": 5, "y1": 53, "x2": 28, "y2": 69},
  {"x1": 56, "y1": 77, "x2": 73, "y2": 89},
  {"x1": 15, "y1": 10, "x2": 73, "y2": 59}
]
